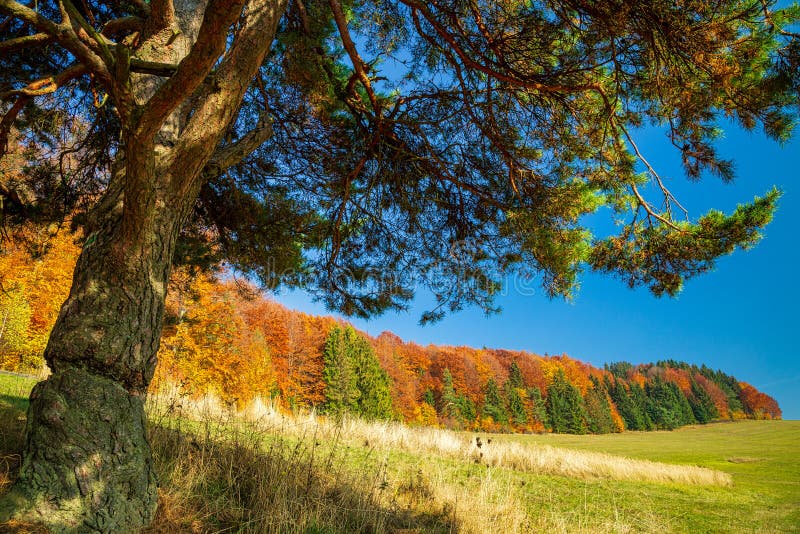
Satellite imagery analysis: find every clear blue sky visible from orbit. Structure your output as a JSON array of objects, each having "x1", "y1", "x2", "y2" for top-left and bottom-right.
[{"x1": 275, "y1": 120, "x2": 800, "y2": 420}]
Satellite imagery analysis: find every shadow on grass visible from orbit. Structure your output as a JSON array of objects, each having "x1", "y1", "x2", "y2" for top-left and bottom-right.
[
  {"x1": 0, "y1": 393, "x2": 29, "y2": 414},
  {"x1": 144, "y1": 418, "x2": 458, "y2": 534},
  {"x1": 1, "y1": 398, "x2": 456, "y2": 533}
]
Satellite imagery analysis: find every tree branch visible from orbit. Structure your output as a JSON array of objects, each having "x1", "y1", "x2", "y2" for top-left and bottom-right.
[
  {"x1": 129, "y1": 58, "x2": 178, "y2": 77},
  {"x1": 401, "y1": 1, "x2": 599, "y2": 96},
  {"x1": 328, "y1": 0, "x2": 379, "y2": 114},
  {"x1": 209, "y1": 116, "x2": 274, "y2": 171},
  {"x1": 134, "y1": 0, "x2": 247, "y2": 141},
  {"x1": 0, "y1": 0, "x2": 119, "y2": 106},
  {"x1": 0, "y1": 63, "x2": 87, "y2": 100},
  {"x1": 0, "y1": 63, "x2": 87, "y2": 161},
  {"x1": 171, "y1": 0, "x2": 288, "y2": 196},
  {"x1": 0, "y1": 32, "x2": 54, "y2": 54},
  {"x1": 101, "y1": 15, "x2": 144, "y2": 37}
]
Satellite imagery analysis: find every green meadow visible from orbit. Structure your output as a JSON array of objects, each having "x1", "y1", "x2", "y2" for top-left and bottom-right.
[{"x1": 1, "y1": 373, "x2": 798, "y2": 533}]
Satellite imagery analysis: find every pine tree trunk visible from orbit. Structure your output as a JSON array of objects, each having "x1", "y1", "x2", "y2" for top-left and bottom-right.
[
  {"x1": 0, "y1": 1, "x2": 287, "y2": 529},
  {"x1": 0, "y1": 165, "x2": 189, "y2": 531}
]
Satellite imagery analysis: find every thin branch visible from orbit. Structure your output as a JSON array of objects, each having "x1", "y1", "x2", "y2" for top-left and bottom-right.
[
  {"x1": 0, "y1": 0, "x2": 114, "y2": 93},
  {"x1": 101, "y1": 15, "x2": 144, "y2": 37},
  {"x1": 619, "y1": 124, "x2": 690, "y2": 220},
  {"x1": 0, "y1": 32, "x2": 54, "y2": 54},
  {"x1": 328, "y1": 0, "x2": 380, "y2": 113},
  {"x1": 0, "y1": 63, "x2": 87, "y2": 99},
  {"x1": 209, "y1": 116, "x2": 274, "y2": 170},
  {"x1": 0, "y1": 63, "x2": 86, "y2": 159},
  {"x1": 630, "y1": 183, "x2": 684, "y2": 232},
  {"x1": 400, "y1": 0, "x2": 600, "y2": 96},
  {"x1": 62, "y1": 0, "x2": 114, "y2": 66}
]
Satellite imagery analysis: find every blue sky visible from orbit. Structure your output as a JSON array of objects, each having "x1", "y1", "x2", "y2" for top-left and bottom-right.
[{"x1": 275, "y1": 120, "x2": 800, "y2": 420}]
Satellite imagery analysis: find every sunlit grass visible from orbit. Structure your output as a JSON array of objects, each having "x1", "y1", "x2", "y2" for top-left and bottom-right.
[{"x1": 2, "y1": 375, "x2": 798, "y2": 533}]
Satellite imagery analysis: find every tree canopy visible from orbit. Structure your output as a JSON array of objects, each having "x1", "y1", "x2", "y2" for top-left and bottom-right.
[{"x1": 2, "y1": 0, "x2": 798, "y2": 319}]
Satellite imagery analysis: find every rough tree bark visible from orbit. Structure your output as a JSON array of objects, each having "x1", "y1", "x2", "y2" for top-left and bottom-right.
[{"x1": 0, "y1": 1, "x2": 287, "y2": 531}]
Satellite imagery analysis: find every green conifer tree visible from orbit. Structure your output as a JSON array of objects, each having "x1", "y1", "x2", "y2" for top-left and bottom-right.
[
  {"x1": 584, "y1": 376, "x2": 615, "y2": 434},
  {"x1": 440, "y1": 368, "x2": 461, "y2": 421},
  {"x1": 322, "y1": 326, "x2": 360, "y2": 416},
  {"x1": 482, "y1": 378, "x2": 509, "y2": 425},
  {"x1": 629, "y1": 382, "x2": 655, "y2": 430},
  {"x1": 546, "y1": 371, "x2": 587, "y2": 434},
  {"x1": 507, "y1": 362, "x2": 525, "y2": 389},
  {"x1": 504, "y1": 362, "x2": 528, "y2": 426},
  {"x1": 689, "y1": 379, "x2": 719, "y2": 424},
  {"x1": 347, "y1": 327, "x2": 394, "y2": 420},
  {"x1": 322, "y1": 326, "x2": 393, "y2": 420},
  {"x1": 527, "y1": 386, "x2": 549, "y2": 429}
]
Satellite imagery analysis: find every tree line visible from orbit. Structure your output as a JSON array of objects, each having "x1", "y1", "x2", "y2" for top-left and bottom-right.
[{"x1": 0, "y1": 230, "x2": 781, "y2": 432}]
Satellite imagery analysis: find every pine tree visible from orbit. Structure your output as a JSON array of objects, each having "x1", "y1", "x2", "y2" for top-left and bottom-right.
[{"x1": 3, "y1": 1, "x2": 795, "y2": 526}]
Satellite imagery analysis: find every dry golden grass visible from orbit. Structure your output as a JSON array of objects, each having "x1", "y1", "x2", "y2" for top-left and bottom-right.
[
  {"x1": 163, "y1": 390, "x2": 732, "y2": 488},
  {"x1": 1, "y1": 381, "x2": 734, "y2": 533},
  {"x1": 135, "y1": 385, "x2": 734, "y2": 532}
]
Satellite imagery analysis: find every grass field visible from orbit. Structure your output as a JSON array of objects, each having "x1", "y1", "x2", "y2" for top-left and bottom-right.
[{"x1": 1, "y1": 373, "x2": 798, "y2": 533}]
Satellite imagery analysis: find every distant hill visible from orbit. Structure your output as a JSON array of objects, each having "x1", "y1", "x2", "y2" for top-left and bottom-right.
[{"x1": 0, "y1": 231, "x2": 781, "y2": 434}]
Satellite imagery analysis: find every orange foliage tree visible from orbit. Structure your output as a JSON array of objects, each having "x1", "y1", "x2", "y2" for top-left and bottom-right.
[
  {"x1": 0, "y1": 226, "x2": 80, "y2": 371},
  {"x1": 738, "y1": 382, "x2": 782, "y2": 419}
]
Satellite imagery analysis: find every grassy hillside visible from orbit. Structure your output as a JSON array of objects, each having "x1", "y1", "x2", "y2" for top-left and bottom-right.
[{"x1": 1, "y1": 373, "x2": 797, "y2": 533}]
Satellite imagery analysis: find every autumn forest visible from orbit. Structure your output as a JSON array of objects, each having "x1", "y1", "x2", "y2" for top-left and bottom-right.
[{"x1": 1, "y1": 226, "x2": 781, "y2": 436}]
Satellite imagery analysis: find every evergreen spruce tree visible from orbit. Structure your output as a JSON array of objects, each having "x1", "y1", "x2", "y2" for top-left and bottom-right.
[
  {"x1": 457, "y1": 395, "x2": 477, "y2": 425},
  {"x1": 606, "y1": 377, "x2": 635, "y2": 430},
  {"x1": 347, "y1": 327, "x2": 394, "y2": 420},
  {"x1": 645, "y1": 376, "x2": 695, "y2": 430},
  {"x1": 423, "y1": 389, "x2": 436, "y2": 408},
  {"x1": 527, "y1": 386, "x2": 548, "y2": 430},
  {"x1": 689, "y1": 379, "x2": 719, "y2": 424},
  {"x1": 322, "y1": 326, "x2": 392, "y2": 420},
  {"x1": 504, "y1": 362, "x2": 528, "y2": 427},
  {"x1": 546, "y1": 371, "x2": 587, "y2": 434},
  {"x1": 322, "y1": 326, "x2": 360, "y2": 416},
  {"x1": 507, "y1": 387, "x2": 528, "y2": 427},
  {"x1": 507, "y1": 362, "x2": 526, "y2": 389},
  {"x1": 670, "y1": 381, "x2": 697, "y2": 426},
  {"x1": 482, "y1": 378, "x2": 509, "y2": 425},
  {"x1": 440, "y1": 368, "x2": 461, "y2": 421},
  {"x1": 584, "y1": 376, "x2": 615, "y2": 434},
  {"x1": 629, "y1": 382, "x2": 655, "y2": 430}
]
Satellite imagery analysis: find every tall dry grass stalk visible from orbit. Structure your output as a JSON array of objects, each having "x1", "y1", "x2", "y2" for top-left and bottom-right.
[{"x1": 151, "y1": 387, "x2": 731, "y2": 488}]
